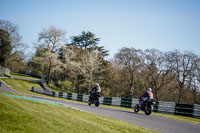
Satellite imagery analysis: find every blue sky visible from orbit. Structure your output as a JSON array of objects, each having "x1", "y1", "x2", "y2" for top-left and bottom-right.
[{"x1": 1, "y1": 0, "x2": 200, "y2": 59}]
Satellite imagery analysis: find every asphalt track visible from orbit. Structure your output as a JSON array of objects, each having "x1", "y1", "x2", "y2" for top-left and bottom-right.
[{"x1": 1, "y1": 79, "x2": 200, "y2": 133}]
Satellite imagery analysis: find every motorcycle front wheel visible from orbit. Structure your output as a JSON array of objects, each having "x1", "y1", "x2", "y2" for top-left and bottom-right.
[
  {"x1": 88, "y1": 100, "x2": 92, "y2": 106},
  {"x1": 134, "y1": 104, "x2": 140, "y2": 113}
]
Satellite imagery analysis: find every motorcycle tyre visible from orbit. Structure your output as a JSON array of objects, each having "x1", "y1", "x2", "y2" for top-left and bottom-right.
[
  {"x1": 95, "y1": 100, "x2": 99, "y2": 107},
  {"x1": 134, "y1": 104, "x2": 140, "y2": 113},
  {"x1": 145, "y1": 105, "x2": 152, "y2": 115},
  {"x1": 88, "y1": 101, "x2": 92, "y2": 106}
]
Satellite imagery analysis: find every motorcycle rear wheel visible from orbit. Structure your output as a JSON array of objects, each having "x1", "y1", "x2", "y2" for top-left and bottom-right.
[
  {"x1": 145, "y1": 105, "x2": 152, "y2": 115},
  {"x1": 95, "y1": 99, "x2": 99, "y2": 107}
]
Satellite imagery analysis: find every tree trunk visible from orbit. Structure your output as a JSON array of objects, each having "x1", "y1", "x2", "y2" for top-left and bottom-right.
[
  {"x1": 177, "y1": 81, "x2": 185, "y2": 103},
  {"x1": 155, "y1": 88, "x2": 158, "y2": 102},
  {"x1": 129, "y1": 73, "x2": 134, "y2": 97},
  {"x1": 47, "y1": 62, "x2": 52, "y2": 85}
]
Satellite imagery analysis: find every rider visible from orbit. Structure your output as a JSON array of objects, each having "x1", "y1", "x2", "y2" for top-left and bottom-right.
[
  {"x1": 139, "y1": 88, "x2": 153, "y2": 107},
  {"x1": 90, "y1": 83, "x2": 101, "y2": 99}
]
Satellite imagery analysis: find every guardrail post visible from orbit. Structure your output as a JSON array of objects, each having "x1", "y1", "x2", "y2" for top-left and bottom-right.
[{"x1": 153, "y1": 101, "x2": 159, "y2": 112}]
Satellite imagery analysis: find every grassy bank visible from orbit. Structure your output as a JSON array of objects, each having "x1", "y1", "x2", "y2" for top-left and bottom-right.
[
  {"x1": 0, "y1": 92, "x2": 157, "y2": 133},
  {"x1": 1, "y1": 78, "x2": 41, "y2": 94},
  {"x1": 10, "y1": 72, "x2": 41, "y2": 80}
]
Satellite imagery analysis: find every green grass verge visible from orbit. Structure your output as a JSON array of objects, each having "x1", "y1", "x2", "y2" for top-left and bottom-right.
[
  {"x1": 0, "y1": 92, "x2": 157, "y2": 133},
  {"x1": 1, "y1": 77, "x2": 200, "y2": 125},
  {"x1": 1, "y1": 78, "x2": 41, "y2": 94},
  {"x1": 10, "y1": 72, "x2": 40, "y2": 80}
]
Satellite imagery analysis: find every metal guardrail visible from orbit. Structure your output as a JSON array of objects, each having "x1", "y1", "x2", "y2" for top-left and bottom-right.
[
  {"x1": 31, "y1": 87, "x2": 200, "y2": 119},
  {"x1": 0, "y1": 66, "x2": 10, "y2": 75}
]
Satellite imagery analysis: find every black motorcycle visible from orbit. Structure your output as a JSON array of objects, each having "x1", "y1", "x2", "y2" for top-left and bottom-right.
[
  {"x1": 134, "y1": 98, "x2": 155, "y2": 115},
  {"x1": 88, "y1": 92, "x2": 100, "y2": 107}
]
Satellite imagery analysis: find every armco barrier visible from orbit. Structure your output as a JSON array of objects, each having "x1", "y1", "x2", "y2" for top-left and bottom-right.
[
  {"x1": 99, "y1": 97, "x2": 104, "y2": 104},
  {"x1": 121, "y1": 98, "x2": 132, "y2": 108},
  {"x1": 72, "y1": 93, "x2": 78, "y2": 100},
  {"x1": 111, "y1": 97, "x2": 121, "y2": 106},
  {"x1": 103, "y1": 97, "x2": 112, "y2": 105},
  {"x1": 63, "y1": 92, "x2": 67, "y2": 99},
  {"x1": 31, "y1": 87, "x2": 200, "y2": 119},
  {"x1": 52, "y1": 91, "x2": 56, "y2": 97},
  {"x1": 131, "y1": 98, "x2": 139, "y2": 108},
  {"x1": 67, "y1": 92, "x2": 72, "y2": 100},
  {"x1": 193, "y1": 104, "x2": 200, "y2": 118},
  {"x1": 156, "y1": 101, "x2": 175, "y2": 114},
  {"x1": 59, "y1": 92, "x2": 63, "y2": 98},
  {"x1": 175, "y1": 103, "x2": 194, "y2": 117},
  {"x1": 83, "y1": 94, "x2": 89, "y2": 102},
  {"x1": 77, "y1": 94, "x2": 83, "y2": 101},
  {"x1": 0, "y1": 65, "x2": 10, "y2": 75}
]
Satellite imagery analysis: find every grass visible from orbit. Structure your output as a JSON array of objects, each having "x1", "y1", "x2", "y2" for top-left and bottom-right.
[
  {"x1": 10, "y1": 72, "x2": 41, "y2": 80},
  {"x1": 151, "y1": 112, "x2": 200, "y2": 125},
  {"x1": 1, "y1": 77, "x2": 200, "y2": 125},
  {"x1": 0, "y1": 92, "x2": 157, "y2": 133},
  {"x1": 1, "y1": 78, "x2": 41, "y2": 94}
]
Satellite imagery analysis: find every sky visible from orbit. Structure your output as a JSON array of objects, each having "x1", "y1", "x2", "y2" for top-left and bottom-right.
[{"x1": 1, "y1": 0, "x2": 200, "y2": 59}]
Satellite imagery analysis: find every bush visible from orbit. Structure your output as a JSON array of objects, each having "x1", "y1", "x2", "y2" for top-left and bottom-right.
[{"x1": 57, "y1": 80, "x2": 73, "y2": 92}]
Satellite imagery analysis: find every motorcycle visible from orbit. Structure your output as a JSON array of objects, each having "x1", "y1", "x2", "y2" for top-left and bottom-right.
[
  {"x1": 134, "y1": 98, "x2": 155, "y2": 115},
  {"x1": 88, "y1": 92, "x2": 100, "y2": 107}
]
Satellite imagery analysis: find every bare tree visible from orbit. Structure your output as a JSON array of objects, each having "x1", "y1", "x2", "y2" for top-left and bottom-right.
[
  {"x1": 114, "y1": 47, "x2": 143, "y2": 97},
  {"x1": 36, "y1": 26, "x2": 66, "y2": 84},
  {"x1": 189, "y1": 57, "x2": 200, "y2": 104},
  {"x1": 38, "y1": 26, "x2": 66, "y2": 52},
  {"x1": 79, "y1": 50, "x2": 103, "y2": 91},
  {"x1": 169, "y1": 50, "x2": 198, "y2": 103},
  {"x1": 144, "y1": 49, "x2": 174, "y2": 101}
]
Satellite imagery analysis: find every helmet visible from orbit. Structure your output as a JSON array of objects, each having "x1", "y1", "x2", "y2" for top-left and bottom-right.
[{"x1": 147, "y1": 88, "x2": 152, "y2": 92}]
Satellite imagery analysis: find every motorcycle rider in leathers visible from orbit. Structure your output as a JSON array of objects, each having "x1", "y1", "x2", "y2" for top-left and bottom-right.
[
  {"x1": 90, "y1": 83, "x2": 101, "y2": 100},
  {"x1": 139, "y1": 88, "x2": 153, "y2": 107}
]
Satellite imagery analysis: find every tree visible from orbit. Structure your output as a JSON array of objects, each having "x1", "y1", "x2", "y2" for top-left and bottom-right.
[
  {"x1": 169, "y1": 50, "x2": 198, "y2": 103},
  {"x1": 38, "y1": 26, "x2": 66, "y2": 52},
  {"x1": 114, "y1": 47, "x2": 143, "y2": 97},
  {"x1": 70, "y1": 31, "x2": 99, "y2": 49},
  {"x1": 0, "y1": 29, "x2": 12, "y2": 67},
  {"x1": 69, "y1": 31, "x2": 108, "y2": 58},
  {"x1": 58, "y1": 45, "x2": 80, "y2": 91},
  {"x1": 79, "y1": 50, "x2": 103, "y2": 91},
  {"x1": 33, "y1": 26, "x2": 66, "y2": 84},
  {"x1": 58, "y1": 44, "x2": 107, "y2": 94},
  {"x1": 0, "y1": 19, "x2": 26, "y2": 67},
  {"x1": 143, "y1": 49, "x2": 174, "y2": 101}
]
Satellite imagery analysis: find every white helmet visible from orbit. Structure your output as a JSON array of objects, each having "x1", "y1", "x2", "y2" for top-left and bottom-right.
[
  {"x1": 96, "y1": 83, "x2": 101, "y2": 92},
  {"x1": 147, "y1": 88, "x2": 152, "y2": 92}
]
